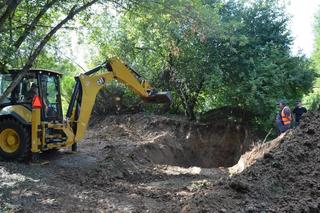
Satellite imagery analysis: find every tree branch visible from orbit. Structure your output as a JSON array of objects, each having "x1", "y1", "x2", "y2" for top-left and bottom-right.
[
  {"x1": 0, "y1": 0, "x2": 100, "y2": 104},
  {"x1": 14, "y1": 0, "x2": 59, "y2": 50},
  {"x1": 0, "y1": 0, "x2": 10, "y2": 10},
  {"x1": 0, "y1": 0, "x2": 21, "y2": 32},
  {"x1": 1, "y1": 23, "x2": 78, "y2": 32}
]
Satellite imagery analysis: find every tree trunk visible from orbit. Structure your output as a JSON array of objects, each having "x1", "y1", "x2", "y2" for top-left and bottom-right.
[
  {"x1": 165, "y1": 53, "x2": 202, "y2": 120},
  {"x1": 185, "y1": 102, "x2": 196, "y2": 120},
  {"x1": 0, "y1": 0, "x2": 99, "y2": 104}
]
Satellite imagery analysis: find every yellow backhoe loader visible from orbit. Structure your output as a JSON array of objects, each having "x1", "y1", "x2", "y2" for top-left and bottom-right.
[{"x1": 0, "y1": 58, "x2": 171, "y2": 161}]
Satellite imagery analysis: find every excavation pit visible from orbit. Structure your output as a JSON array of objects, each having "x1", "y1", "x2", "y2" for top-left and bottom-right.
[{"x1": 138, "y1": 123, "x2": 251, "y2": 168}]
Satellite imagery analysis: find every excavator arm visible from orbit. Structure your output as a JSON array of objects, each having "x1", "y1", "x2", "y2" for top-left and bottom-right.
[{"x1": 66, "y1": 57, "x2": 171, "y2": 142}]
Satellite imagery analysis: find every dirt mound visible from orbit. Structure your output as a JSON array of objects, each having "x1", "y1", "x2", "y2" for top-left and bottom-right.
[
  {"x1": 200, "y1": 106, "x2": 253, "y2": 124},
  {"x1": 237, "y1": 111, "x2": 320, "y2": 211},
  {"x1": 187, "y1": 110, "x2": 320, "y2": 212},
  {"x1": 229, "y1": 133, "x2": 285, "y2": 174}
]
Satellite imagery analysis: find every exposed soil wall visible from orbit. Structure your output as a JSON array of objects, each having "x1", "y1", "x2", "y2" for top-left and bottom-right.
[
  {"x1": 137, "y1": 121, "x2": 251, "y2": 168},
  {"x1": 91, "y1": 113, "x2": 252, "y2": 169}
]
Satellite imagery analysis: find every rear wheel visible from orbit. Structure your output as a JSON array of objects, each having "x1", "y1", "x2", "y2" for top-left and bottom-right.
[{"x1": 0, "y1": 119, "x2": 30, "y2": 161}]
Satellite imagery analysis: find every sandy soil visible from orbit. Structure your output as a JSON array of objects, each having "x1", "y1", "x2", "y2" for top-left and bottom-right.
[{"x1": 0, "y1": 112, "x2": 319, "y2": 212}]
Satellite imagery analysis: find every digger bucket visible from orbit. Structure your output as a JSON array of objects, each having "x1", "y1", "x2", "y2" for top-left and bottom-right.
[{"x1": 143, "y1": 91, "x2": 172, "y2": 104}]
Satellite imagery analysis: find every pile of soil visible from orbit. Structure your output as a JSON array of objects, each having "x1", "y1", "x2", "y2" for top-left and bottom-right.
[
  {"x1": 229, "y1": 134, "x2": 285, "y2": 174},
  {"x1": 186, "y1": 110, "x2": 320, "y2": 212},
  {"x1": 199, "y1": 106, "x2": 253, "y2": 125}
]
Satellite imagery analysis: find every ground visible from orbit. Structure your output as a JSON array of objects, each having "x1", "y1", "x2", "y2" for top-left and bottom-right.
[{"x1": 0, "y1": 112, "x2": 319, "y2": 212}]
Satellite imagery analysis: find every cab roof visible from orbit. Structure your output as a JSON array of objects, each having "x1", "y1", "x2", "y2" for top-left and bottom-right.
[{"x1": 3, "y1": 68, "x2": 62, "y2": 76}]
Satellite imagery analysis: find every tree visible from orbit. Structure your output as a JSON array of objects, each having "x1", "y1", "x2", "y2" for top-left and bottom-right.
[
  {"x1": 208, "y1": 0, "x2": 315, "y2": 128},
  {"x1": 313, "y1": 9, "x2": 320, "y2": 72},
  {"x1": 0, "y1": 0, "x2": 141, "y2": 104},
  {"x1": 306, "y1": 9, "x2": 320, "y2": 110},
  {"x1": 87, "y1": 0, "x2": 315, "y2": 125},
  {"x1": 87, "y1": 0, "x2": 226, "y2": 119}
]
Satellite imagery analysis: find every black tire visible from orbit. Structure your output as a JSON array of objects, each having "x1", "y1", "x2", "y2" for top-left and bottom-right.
[
  {"x1": 0, "y1": 119, "x2": 31, "y2": 161},
  {"x1": 71, "y1": 143, "x2": 77, "y2": 151},
  {"x1": 43, "y1": 148, "x2": 60, "y2": 153}
]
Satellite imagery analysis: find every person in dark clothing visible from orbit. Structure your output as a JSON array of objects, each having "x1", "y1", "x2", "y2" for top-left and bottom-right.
[
  {"x1": 25, "y1": 83, "x2": 38, "y2": 102},
  {"x1": 292, "y1": 100, "x2": 307, "y2": 126}
]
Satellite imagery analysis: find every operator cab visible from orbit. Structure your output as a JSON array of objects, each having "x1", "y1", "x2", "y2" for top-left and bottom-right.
[{"x1": 0, "y1": 69, "x2": 63, "y2": 122}]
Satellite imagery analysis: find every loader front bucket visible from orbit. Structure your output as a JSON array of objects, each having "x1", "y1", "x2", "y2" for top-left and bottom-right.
[{"x1": 143, "y1": 91, "x2": 172, "y2": 104}]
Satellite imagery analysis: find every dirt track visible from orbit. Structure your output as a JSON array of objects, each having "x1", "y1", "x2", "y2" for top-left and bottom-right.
[{"x1": 0, "y1": 112, "x2": 319, "y2": 212}]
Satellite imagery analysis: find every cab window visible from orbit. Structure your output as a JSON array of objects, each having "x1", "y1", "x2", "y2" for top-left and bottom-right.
[
  {"x1": 0, "y1": 72, "x2": 38, "y2": 106},
  {"x1": 40, "y1": 74, "x2": 62, "y2": 120},
  {"x1": 0, "y1": 73, "x2": 12, "y2": 104}
]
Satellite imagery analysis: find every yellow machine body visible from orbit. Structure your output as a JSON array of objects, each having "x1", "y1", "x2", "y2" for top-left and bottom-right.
[{"x1": 0, "y1": 57, "x2": 171, "y2": 160}]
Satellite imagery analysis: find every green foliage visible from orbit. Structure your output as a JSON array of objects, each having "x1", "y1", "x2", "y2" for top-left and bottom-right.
[
  {"x1": 214, "y1": 0, "x2": 314, "y2": 130},
  {"x1": 1, "y1": 0, "x2": 67, "y2": 67},
  {"x1": 306, "y1": 8, "x2": 320, "y2": 111},
  {"x1": 86, "y1": 0, "x2": 315, "y2": 130},
  {"x1": 313, "y1": 10, "x2": 320, "y2": 72},
  {"x1": 0, "y1": 0, "x2": 91, "y2": 113},
  {"x1": 88, "y1": 0, "x2": 225, "y2": 119}
]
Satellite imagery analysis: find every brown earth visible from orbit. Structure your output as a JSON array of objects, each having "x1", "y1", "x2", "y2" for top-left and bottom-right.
[
  {"x1": 187, "y1": 111, "x2": 320, "y2": 212},
  {"x1": 0, "y1": 112, "x2": 319, "y2": 212}
]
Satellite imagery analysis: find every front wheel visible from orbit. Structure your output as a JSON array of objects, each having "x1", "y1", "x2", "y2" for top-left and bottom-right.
[{"x1": 0, "y1": 119, "x2": 30, "y2": 161}]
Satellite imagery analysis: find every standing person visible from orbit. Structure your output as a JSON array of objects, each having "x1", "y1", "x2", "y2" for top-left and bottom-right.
[
  {"x1": 276, "y1": 100, "x2": 292, "y2": 134},
  {"x1": 292, "y1": 100, "x2": 307, "y2": 126}
]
